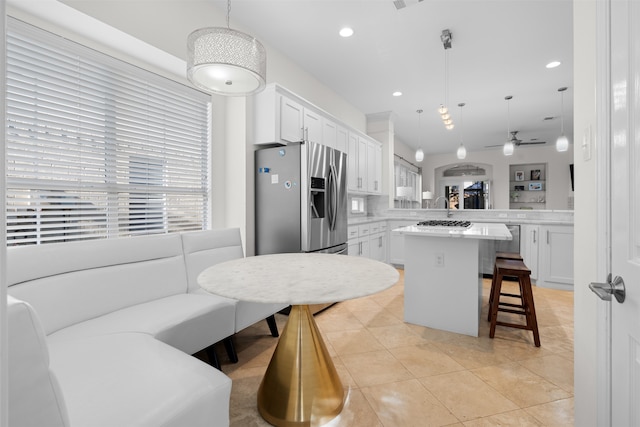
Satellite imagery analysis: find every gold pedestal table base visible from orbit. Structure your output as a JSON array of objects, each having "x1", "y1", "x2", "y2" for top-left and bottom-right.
[
  {"x1": 197, "y1": 253, "x2": 399, "y2": 427},
  {"x1": 258, "y1": 305, "x2": 344, "y2": 427}
]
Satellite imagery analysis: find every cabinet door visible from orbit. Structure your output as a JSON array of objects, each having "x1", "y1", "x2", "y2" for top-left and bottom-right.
[
  {"x1": 388, "y1": 220, "x2": 414, "y2": 265},
  {"x1": 373, "y1": 141, "x2": 382, "y2": 193},
  {"x1": 367, "y1": 140, "x2": 377, "y2": 193},
  {"x1": 347, "y1": 132, "x2": 359, "y2": 191},
  {"x1": 335, "y1": 126, "x2": 348, "y2": 154},
  {"x1": 280, "y1": 96, "x2": 304, "y2": 143},
  {"x1": 358, "y1": 136, "x2": 367, "y2": 191},
  {"x1": 303, "y1": 108, "x2": 322, "y2": 144},
  {"x1": 359, "y1": 238, "x2": 370, "y2": 258},
  {"x1": 348, "y1": 240, "x2": 360, "y2": 257},
  {"x1": 540, "y1": 225, "x2": 574, "y2": 288},
  {"x1": 521, "y1": 225, "x2": 540, "y2": 280},
  {"x1": 322, "y1": 118, "x2": 337, "y2": 149}
]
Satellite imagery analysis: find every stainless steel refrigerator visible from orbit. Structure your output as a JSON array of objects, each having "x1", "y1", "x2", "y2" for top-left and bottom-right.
[{"x1": 255, "y1": 141, "x2": 348, "y2": 256}]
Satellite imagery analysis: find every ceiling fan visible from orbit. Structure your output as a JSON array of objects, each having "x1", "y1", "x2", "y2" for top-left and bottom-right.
[{"x1": 486, "y1": 131, "x2": 547, "y2": 148}]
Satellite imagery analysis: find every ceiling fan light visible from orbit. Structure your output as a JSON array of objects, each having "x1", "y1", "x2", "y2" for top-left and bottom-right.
[
  {"x1": 503, "y1": 141, "x2": 514, "y2": 156},
  {"x1": 556, "y1": 134, "x2": 569, "y2": 152},
  {"x1": 457, "y1": 144, "x2": 467, "y2": 159},
  {"x1": 415, "y1": 148, "x2": 424, "y2": 162}
]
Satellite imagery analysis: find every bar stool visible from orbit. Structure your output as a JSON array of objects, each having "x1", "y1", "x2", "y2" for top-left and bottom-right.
[
  {"x1": 488, "y1": 258, "x2": 540, "y2": 347},
  {"x1": 487, "y1": 252, "x2": 524, "y2": 321}
]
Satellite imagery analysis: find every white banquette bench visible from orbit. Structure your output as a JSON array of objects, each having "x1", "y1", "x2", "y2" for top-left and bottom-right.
[{"x1": 7, "y1": 228, "x2": 286, "y2": 427}]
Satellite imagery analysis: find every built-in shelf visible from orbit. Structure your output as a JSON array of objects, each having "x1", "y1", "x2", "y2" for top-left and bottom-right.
[{"x1": 509, "y1": 163, "x2": 547, "y2": 209}]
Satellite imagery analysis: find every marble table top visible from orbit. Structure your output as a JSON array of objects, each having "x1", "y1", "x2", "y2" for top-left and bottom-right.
[
  {"x1": 198, "y1": 253, "x2": 400, "y2": 305},
  {"x1": 393, "y1": 222, "x2": 513, "y2": 241}
]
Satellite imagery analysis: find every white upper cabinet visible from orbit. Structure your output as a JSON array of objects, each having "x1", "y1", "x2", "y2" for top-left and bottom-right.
[
  {"x1": 335, "y1": 125, "x2": 348, "y2": 154},
  {"x1": 254, "y1": 84, "x2": 384, "y2": 195},
  {"x1": 322, "y1": 118, "x2": 337, "y2": 149},
  {"x1": 280, "y1": 96, "x2": 304, "y2": 143},
  {"x1": 347, "y1": 132, "x2": 360, "y2": 192}
]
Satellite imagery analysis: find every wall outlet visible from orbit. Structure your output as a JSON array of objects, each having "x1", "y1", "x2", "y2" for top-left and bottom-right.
[
  {"x1": 517, "y1": 213, "x2": 527, "y2": 218},
  {"x1": 435, "y1": 253, "x2": 444, "y2": 267},
  {"x1": 498, "y1": 213, "x2": 507, "y2": 218},
  {"x1": 410, "y1": 211, "x2": 417, "y2": 216}
]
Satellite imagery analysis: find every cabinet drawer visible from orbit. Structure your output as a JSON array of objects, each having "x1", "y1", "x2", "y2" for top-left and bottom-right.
[
  {"x1": 369, "y1": 222, "x2": 381, "y2": 234},
  {"x1": 347, "y1": 226, "x2": 359, "y2": 240},
  {"x1": 358, "y1": 224, "x2": 371, "y2": 237}
]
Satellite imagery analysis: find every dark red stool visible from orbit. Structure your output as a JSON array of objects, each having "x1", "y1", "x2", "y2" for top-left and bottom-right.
[{"x1": 488, "y1": 258, "x2": 540, "y2": 347}]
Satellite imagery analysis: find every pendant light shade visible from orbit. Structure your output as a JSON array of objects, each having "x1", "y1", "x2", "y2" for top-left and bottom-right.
[
  {"x1": 556, "y1": 87, "x2": 570, "y2": 152},
  {"x1": 503, "y1": 141, "x2": 514, "y2": 156},
  {"x1": 457, "y1": 144, "x2": 467, "y2": 159},
  {"x1": 503, "y1": 95, "x2": 514, "y2": 156},
  {"x1": 415, "y1": 109, "x2": 425, "y2": 162},
  {"x1": 187, "y1": 0, "x2": 266, "y2": 96},
  {"x1": 556, "y1": 134, "x2": 569, "y2": 152},
  {"x1": 457, "y1": 102, "x2": 467, "y2": 159}
]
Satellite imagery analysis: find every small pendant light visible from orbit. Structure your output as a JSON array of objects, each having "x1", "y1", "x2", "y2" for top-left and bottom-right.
[
  {"x1": 503, "y1": 96, "x2": 514, "y2": 156},
  {"x1": 415, "y1": 109, "x2": 425, "y2": 162},
  {"x1": 556, "y1": 87, "x2": 570, "y2": 152},
  {"x1": 457, "y1": 103, "x2": 467, "y2": 159}
]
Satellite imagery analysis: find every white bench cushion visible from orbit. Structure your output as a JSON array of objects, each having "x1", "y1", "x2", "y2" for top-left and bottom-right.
[
  {"x1": 48, "y1": 293, "x2": 236, "y2": 355},
  {"x1": 8, "y1": 296, "x2": 70, "y2": 427},
  {"x1": 48, "y1": 333, "x2": 231, "y2": 427},
  {"x1": 181, "y1": 228, "x2": 288, "y2": 333}
]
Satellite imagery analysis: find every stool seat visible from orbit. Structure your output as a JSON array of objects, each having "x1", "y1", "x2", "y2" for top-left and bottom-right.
[
  {"x1": 496, "y1": 251, "x2": 523, "y2": 261},
  {"x1": 488, "y1": 258, "x2": 540, "y2": 347}
]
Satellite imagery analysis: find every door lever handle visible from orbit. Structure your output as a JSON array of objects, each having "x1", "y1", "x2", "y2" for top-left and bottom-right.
[{"x1": 589, "y1": 273, "x2": 626, "y2": 303}]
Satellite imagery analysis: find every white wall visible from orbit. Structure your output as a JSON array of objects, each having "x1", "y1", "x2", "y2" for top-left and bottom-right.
[
  {"x1": 573, "y1": 0, "x2": 599, "y2": 424},
  {"x1": 420, "y1": 145, "x2": 574, "y2": 210}
]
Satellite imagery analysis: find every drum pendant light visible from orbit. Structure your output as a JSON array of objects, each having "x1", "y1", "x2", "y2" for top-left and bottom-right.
[
  {"x1": 556, "y1": 87, "x2": 570, "y2": 152},
  {"x1": 187, "y1": 0, "x2": 266, "y2": 96}
]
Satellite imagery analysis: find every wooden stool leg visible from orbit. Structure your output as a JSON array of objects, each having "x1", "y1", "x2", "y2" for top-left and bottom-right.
[
  {"x1": 488, "y1": 262, "x2": 498, "y2": 321},
  {"x1": 489, "y1": 271, "x2": 503, "y2": 338},
  {"x1": 522, "y1": 275, "x2": 541, "y2": 347}
]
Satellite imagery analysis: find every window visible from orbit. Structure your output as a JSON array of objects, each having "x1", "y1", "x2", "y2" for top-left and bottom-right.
[{"x1": 6, "y1": 18, "x2": 211, "y2": 245}]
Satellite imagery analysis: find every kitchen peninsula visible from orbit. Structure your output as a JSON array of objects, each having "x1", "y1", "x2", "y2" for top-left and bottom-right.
[{"x1": 393, "y1": 222, "x2": 512, "y2": 337}]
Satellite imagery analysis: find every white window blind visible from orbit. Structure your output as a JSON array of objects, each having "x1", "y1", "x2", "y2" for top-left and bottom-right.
[{"x1": 6, "y1": 18, "x2": 211, "y2": 245}]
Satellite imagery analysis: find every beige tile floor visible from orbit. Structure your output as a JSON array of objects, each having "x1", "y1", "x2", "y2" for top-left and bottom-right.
[{"x1": 214, "y1": 270, "x2": 574, "y2": 426}]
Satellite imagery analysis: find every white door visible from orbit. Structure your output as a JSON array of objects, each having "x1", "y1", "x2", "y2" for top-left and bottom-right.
[{"x1": 598, "y1": 0, "x2": 640, "y2": 424}]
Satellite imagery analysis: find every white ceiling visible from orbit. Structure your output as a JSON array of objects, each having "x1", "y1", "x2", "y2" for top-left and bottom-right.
[{"x1": 214, "y1": 0, "x2": 574, "y2": 156}]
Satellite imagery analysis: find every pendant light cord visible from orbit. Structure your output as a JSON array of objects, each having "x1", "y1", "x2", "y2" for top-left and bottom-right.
[
  {"x1": 226, "y1": 0, "x2": 231, "y2": 29},
  {"x1": 560, "y1": 90, "x2": 565, "y2": 135}
]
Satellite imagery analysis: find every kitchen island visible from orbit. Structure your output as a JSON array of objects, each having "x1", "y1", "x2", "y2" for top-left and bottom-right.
[{"x1": 394, "y1": 222, "x2": 512, "y2": 336}]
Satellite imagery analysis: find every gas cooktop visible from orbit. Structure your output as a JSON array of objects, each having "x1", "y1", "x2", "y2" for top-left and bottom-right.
[{"x1": 416, "y1": 220, "x2": 472, "y2": 228}]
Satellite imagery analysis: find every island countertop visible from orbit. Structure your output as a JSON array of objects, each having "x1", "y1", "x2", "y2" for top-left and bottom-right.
[{"x1": 393, "y1": 222, "x2": 512, "y2": 241}]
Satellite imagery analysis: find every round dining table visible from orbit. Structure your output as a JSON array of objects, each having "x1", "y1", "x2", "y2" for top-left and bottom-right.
[{"x1": 198, "y1": 252, "x2": 399, "y2": 427}]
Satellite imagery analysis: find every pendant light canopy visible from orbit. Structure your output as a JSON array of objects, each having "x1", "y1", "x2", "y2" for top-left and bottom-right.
[
  {"x1": 415, "y1": 109, "x2": 424, "y2": 162},
  {"x1": 503, "y1": 95, "x2": 514, "y2": 156},
  {"x1": 457, "y1": 103, "x2": 467, "y2": 159},
  {"x1": 187, "y1": 0, "x2": 266, "y2": 96},
  {"x1": 556, "y1": 87, "x2": 570, "y2": 152}
]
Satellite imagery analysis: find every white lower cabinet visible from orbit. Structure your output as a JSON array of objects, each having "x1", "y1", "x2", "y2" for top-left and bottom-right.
[
  {"x1": 388, "y1": 220, "x2": 416, "y2": 266},
  {"x1": 347, "y1": 221, "x2": 386, "y2": 261},
  {"x1": 520, "y1": 224, "x2": 540, "y2": 280},
  {"x1": 538, "y1": 225, "x2": 574, "y2": 289}
]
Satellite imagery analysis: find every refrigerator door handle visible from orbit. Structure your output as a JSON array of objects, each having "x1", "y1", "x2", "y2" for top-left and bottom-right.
[
  {"x1": 330, "y1": 164, "x2": 338, "y2": 231},
  {"x1": 327, "y1": 165, "x2": 335, "y2": 230}
]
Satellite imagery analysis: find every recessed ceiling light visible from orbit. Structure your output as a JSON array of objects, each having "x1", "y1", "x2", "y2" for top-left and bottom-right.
[
  {"x1": 339, "y1": 27, "x2": 354, "y2": 38},
  {"x1": 546, "y1": 61, "x2": 561, "y2": 69},
  {"x1": 392, "y1": 91, "x2": 402, "y2": 97}
]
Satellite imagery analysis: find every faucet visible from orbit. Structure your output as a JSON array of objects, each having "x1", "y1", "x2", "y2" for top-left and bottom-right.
[{"x1": 434, "y1": 196, "x2": 452, "y2": 218}]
